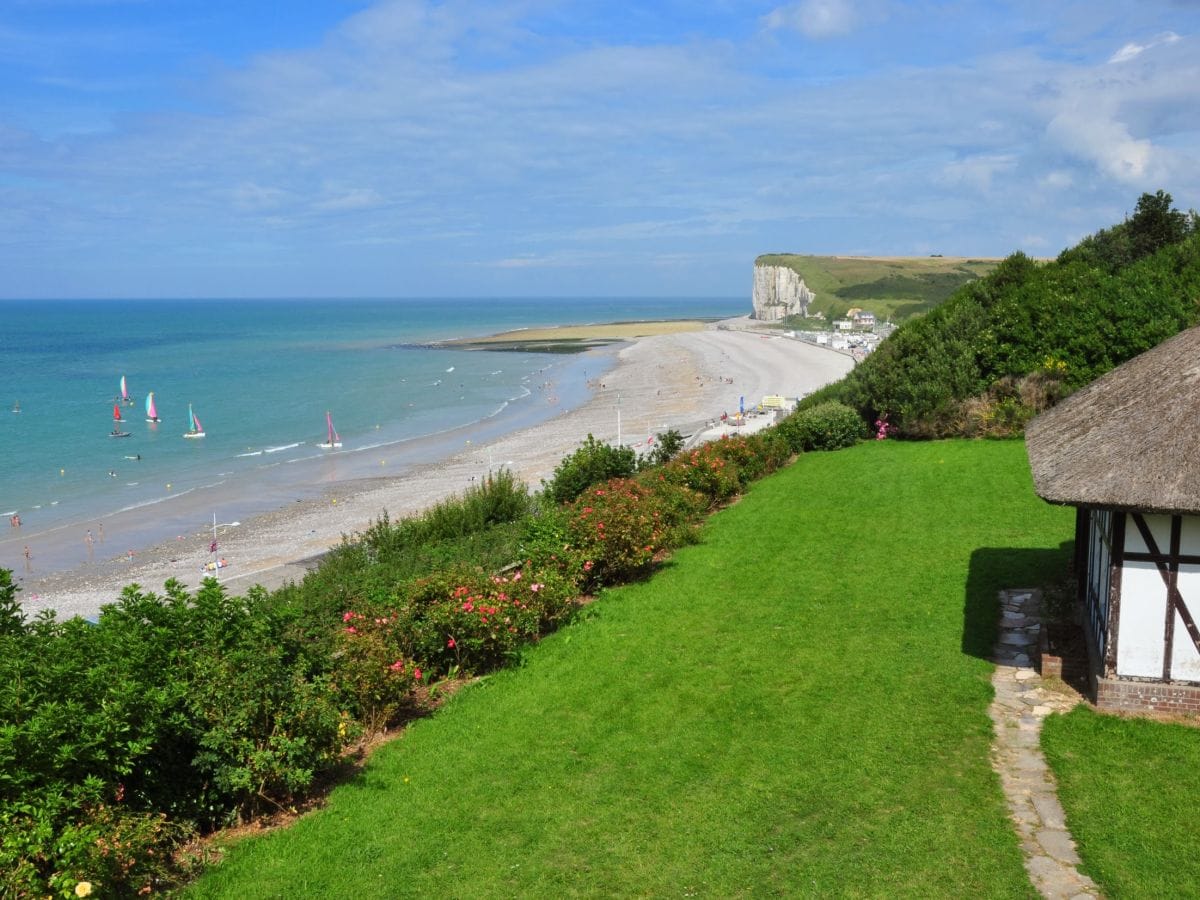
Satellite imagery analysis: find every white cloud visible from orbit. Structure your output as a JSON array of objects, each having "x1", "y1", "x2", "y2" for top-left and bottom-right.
[
  {"x1": 940, "y1": 154, "x2": 1018, "y2": 192},
  {"x1": 763, "y1": 0, "x2": 859, "y2": 38},
  {"x1": 313, "y1": 188, "x2": 384, "y2": 212},
  {"x1": 230, "y1": 182, "x2": 291, "y2": 213},
  {"x1": 1108, "y1": 31, "x2": 1180, "y2": 64},
  {"x1": 1046, "y1": 108, "x2": 1156, "y2": 183},
  {"x1": 1038, "y1": 170, "x2": 1074, "y2": 190}
]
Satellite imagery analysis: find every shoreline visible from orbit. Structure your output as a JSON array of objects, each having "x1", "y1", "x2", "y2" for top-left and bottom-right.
[{"x1": 17, "y1": 319, "x2": 854, "y2": 620}]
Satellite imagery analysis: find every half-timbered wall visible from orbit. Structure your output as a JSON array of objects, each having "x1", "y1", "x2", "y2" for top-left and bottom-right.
[{"x1": 1115, "y1": 513, "x2": 1200, "y2": 684}]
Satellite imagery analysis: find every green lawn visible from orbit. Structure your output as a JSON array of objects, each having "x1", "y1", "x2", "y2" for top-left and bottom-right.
[
  {"x1": 188, "y1": 440, "x2": 1072, "y2": 898},
  {"x1": 1042, "y1": 706, "x2": 1200, "y2": 898}
]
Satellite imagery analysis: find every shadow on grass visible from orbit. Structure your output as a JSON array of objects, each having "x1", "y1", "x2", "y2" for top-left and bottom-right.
[{"x1": 962, "y1": 541, "x2": 1073, "y2": 660}]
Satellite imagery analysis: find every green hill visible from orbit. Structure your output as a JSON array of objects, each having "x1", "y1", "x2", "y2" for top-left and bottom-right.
[
  {"x1": 755, "y1": 253, "x2": 999, "y2": 322},
  {"x1": 801, "y1": 191, "x2": 1200, "y2": 438}
]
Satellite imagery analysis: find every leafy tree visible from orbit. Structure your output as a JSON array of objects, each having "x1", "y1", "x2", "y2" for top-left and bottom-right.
[{"x1": 1128, "y1": 189, "x2": 1192, "y2": 260}]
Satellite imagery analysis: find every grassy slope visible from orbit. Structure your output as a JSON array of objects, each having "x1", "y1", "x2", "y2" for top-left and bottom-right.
[
  {"x1": 755, "y1": 254, "x2": 999, "y2": 322},
  {"x1": 189, "y1": 440, "x2": 1071, "y2": 898},
  {"x1": 1042, "y1": 707, "x2": 1200, "y2": 897}
]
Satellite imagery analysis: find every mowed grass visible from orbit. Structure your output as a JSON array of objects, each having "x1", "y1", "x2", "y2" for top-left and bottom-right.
[
  {"x1": 189, "y1": 440, "x2": 1071, "y2": 898},
  {"x1": 1042, "y1": 706, "x2": 1200, "y2": 897}
]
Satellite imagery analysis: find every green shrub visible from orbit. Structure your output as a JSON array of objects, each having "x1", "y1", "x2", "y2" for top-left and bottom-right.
[
  {"x1": 543, "y1": 434, "x2": 637, "y2": 504},
  {"x1": 420, "y1": 468, "x2": 532, "y2": 540},
  {"x1": 778, "y1": 401, "x2": 866, "y2": 451}
]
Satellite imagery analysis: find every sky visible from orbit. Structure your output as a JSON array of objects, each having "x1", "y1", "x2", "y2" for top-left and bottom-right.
[{"x1": 2, "y1": 0, "x2": 1199, "y2": 299}]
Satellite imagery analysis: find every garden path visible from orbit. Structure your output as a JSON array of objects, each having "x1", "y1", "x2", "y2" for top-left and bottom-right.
[{"x1": 989, "y1": 588, "x2": 1100, "y2": 900}]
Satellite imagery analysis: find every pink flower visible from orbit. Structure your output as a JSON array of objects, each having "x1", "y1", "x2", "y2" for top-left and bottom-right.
[
  {"x1": 389, "y1": 660, "x2": 405, "y2": 671},
  {"x1": 342, "y1": 611, "x2": 354, "y2": 622},
  {"x1": 512, "y1": 571, "x2": 522, "y2": 581},
  {"x1": 531, "y1": 583, "x2": 543, "y2": 593},
  {"x1": 582, "y1": 506, "x2": 593, "y2": 514},
  {"x1": 583, "y1": 560, "x2": 593, "y2": 571},
  {"x1": 447, "y1": 637, "x2": 456, "y2": 648},
  {"x1": 414, "y1": 668, "x2": 423, "y2": 680},
  {"x1": 345, "y1": 626, "x2": 357, "y2": 635}
]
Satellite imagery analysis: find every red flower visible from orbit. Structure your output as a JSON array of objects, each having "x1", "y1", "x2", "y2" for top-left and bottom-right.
[
  {"x1": 447, "y1": 637, "x2": 456, "y2": 648},
  {"x1": 414, "y1": 668, "x2": 423, "y2": 680},
  {"x1": 583, "y1": 560, "x2": 594, "y2": 571}
]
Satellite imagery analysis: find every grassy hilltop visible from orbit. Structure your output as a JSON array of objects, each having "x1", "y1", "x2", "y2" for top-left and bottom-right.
[{"x1": 755, "y1": 253, "x2": 999, "y2": 322}]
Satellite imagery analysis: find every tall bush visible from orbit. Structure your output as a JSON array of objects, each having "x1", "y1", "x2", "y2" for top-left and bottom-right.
[
  {"x1": 542, "y1": 434, "x2": 637, "y2": 504},
  {"x1": 778, "y1": 401, "x2": 866, "y2": 451}
]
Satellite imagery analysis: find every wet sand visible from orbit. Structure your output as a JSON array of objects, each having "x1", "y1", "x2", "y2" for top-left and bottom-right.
[{"x1": 16, "y1": 320, "x2": 853, "y2": 620}]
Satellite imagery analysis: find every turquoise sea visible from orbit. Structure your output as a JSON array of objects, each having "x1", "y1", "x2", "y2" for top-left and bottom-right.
[{"x1": 0, "y1": 297, "x2": 741, "y2": 578}]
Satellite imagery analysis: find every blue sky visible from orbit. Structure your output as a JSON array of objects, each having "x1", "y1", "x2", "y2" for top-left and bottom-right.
[{"x1": 2, "y1": 0, "x2": 1199, "y2": 299}]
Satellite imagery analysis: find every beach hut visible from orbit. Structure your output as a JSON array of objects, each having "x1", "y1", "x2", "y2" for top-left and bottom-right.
[{"x1": 1026, "y1": 325, "x2": 1200, "y2": 713}]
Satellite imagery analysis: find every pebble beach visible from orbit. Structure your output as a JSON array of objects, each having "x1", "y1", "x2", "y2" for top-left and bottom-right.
[{"x1": 17, "y1": 320, "x2": 853, "y2": 620}]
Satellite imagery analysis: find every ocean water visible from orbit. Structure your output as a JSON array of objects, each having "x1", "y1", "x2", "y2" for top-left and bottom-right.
[{"x1": 0, "y1": 297, "x2": 740, "y2": 576}]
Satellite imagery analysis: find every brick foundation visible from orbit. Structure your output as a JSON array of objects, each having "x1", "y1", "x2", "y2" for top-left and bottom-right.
[{"x1": 1093, "y1": 676, "x2": 1200, "y2": 714}]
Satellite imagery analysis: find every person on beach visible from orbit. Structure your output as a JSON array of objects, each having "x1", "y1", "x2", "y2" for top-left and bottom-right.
[
  {"x1": 98, "y1": 523, "x2": 104, "y2": 543},
  {"x1": 24, "y1": 545, "x2": 32, "y2": 573},
  {"x1": 85, "y1": 529, "x2": 94, "y2": 561}
]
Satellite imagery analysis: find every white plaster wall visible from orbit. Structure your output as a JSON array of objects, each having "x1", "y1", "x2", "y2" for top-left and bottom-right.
[
  {"x1": 1171, "y1": 564, "x2": 1200, "y2": 682},
  {"x1": 1117, "y1": 560, "x2": 1168, "y2": 679}
]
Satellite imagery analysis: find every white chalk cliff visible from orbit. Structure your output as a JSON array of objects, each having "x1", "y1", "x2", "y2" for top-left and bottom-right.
[{"x1": 752, "y1": 265, "x2": 813, "y2": 320}]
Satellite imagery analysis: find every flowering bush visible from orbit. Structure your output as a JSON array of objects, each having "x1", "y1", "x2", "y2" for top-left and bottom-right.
[
  {"x1": 701, "y1": 433, "x2": 791, "y2": 486},
  {"x1": 333, "y1": 609, "x2": 419, "y2": 735},
  {"x1": 563, "y1": 478, "x2": 667, "y2": 589},
  {"x1": 0, "y1": 800, "x2": 193, "y2": 899},
  {"x1": 399, "y1": 565, "x2": 577, "y2": 675},
  {"x1": 659, "y1": 443, "x2": 742, "y2": 506}
]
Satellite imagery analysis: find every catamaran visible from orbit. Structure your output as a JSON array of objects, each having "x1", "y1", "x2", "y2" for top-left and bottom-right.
[
  {"x1": 183, "y1": 403, "x2": 205, "y2": 439},
  {"x1": 318, "y1": 410, "x2": 342, "y2": 449},
  {"x1": 145, "y1": 391, "x2": 160, "y2": 423},
  {"x1": 120, "y1": 375, "x2": 134, "y2": 405}
]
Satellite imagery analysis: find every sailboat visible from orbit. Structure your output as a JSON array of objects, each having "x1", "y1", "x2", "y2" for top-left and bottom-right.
[
  {"x1": 110, "y1": 402, "x2": 131, "y2": 437},
  {"x1": 183, "y1": 403, "x2": 205, "y2": 439},
  {"x1": 120, "y1": 375, "x2": 134, "y2": 405},
  {"x1": 318, "y1": 410, "x2": 342, "y2": 449},
  {"x1": 145, "y1": 391, "x2": 161, "y2": 423},
  {"x1": 11, "y1": 400, "x2": 19, "y2": 413}
]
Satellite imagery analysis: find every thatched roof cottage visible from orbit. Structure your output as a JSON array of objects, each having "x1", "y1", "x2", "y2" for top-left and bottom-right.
[{"x1": 1026, "y1": 325, "x2": 1200, "y2": 713}]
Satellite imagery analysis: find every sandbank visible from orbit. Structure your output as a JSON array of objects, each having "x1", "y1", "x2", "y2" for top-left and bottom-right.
[{"x1": 18, "y1": 319, "x2": 853, "y2": 620}]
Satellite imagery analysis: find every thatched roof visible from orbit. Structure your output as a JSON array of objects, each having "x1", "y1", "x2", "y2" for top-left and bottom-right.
[{"x1": 1026, "y1": 325, "x2": 1200, "y2": 514}]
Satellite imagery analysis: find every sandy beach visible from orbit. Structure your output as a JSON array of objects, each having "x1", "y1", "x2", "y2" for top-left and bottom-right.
[{"x1": 17, "y1": 320, "x2": 853, "y2": 620}]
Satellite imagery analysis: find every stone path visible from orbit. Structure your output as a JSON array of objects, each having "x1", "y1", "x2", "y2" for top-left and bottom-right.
[{"x1": 989, "y1": 589, "x2": 1101, "y2": 900}]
